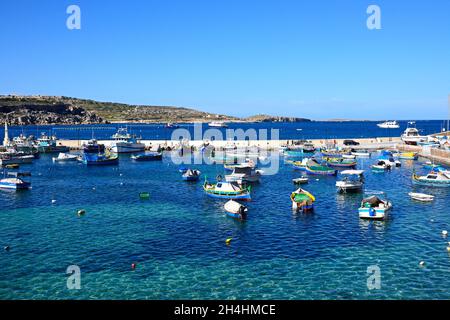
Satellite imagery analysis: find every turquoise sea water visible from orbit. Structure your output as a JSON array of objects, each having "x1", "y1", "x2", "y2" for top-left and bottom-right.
[
  {"x1": 0, "y1": 152, "x2": 449, "y2": 300},
  {"x1": 1, "y1": 120, "x2": 447, "y2": 141}
]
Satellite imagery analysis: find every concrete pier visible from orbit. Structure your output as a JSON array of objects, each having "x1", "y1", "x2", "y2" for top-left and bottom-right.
[
  {"x1": 58, "y1": 137, "x2": 402, "y2": 152},
  {"x1": 397, "y1": 144, "x2": 450, "y2": 166}
]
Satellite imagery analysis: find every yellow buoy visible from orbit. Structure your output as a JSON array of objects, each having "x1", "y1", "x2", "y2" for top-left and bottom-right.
[{"x1": 225, "y1": 238, "x2": 232, "y2": 245}]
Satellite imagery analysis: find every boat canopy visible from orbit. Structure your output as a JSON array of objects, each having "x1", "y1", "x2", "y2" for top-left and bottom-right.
[
  {"x1": 361, "y1": 196, "x2": 382, "y2": 206},
  {"x1": 340, "y1": 170, "x2": 364, "y2": 175},
  {"x1": 233, "y1": 166, "x2": 253, "y2": 175},
  {"x1": 216, "y1": 182, "x2": 242, "y2": 192}
]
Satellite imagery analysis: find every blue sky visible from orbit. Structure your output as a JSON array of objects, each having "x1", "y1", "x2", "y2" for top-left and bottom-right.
[{"x1": 0, "y1": 0, "x2": 449, "y2": 120}]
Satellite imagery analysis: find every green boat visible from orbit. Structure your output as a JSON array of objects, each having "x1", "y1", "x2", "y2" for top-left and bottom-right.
[{"x1": 305, "y1": 159, "x2": 337, "y2": 176}]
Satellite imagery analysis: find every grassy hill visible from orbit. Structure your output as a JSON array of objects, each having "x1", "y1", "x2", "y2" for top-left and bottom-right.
[{"x1": 0, "y1": 95, "x2": 310, "y2": 124}]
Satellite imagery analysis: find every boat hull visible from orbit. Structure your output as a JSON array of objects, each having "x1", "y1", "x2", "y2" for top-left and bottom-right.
[
  {"x1": 225, "y1": 211, "x2": 246, "y2": 220},
  {"x1": 111, "y1": 143, "x2": 145, "y2": 153},
  {"x1": 83, "y1": 157, "x2": 119, "y2": 166},
  {"x1": 305, "y1": 166, "x2": 337, "y2": 176},
  {"x1": 358, "y1": 207, "x2": 390, "y2": 220},
  {"x1": 0, "y1": 181, "x2": 31, "y2": 190},
  {"x1": 204, "y1": 191, "x2": 251, "y2": 201},
  {"x1": 182, "y1": 175, "x2": 200, "y2": 181},
  {"x1": 132, "y1": 154, "x2": 162, "y2": 161}
]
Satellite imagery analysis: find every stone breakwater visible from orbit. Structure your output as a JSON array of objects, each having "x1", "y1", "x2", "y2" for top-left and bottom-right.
[{"x1": 59, "y1": 137, "x2": 402, "y2": 151}]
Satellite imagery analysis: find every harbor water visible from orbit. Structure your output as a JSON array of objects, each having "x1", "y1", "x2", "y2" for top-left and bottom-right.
[
  {"x1": 0, "y1": 120, "x2": 447, "y2": 142},
  {"x1": 0, "y1": 149, "x2": 449, "y2": 299}
]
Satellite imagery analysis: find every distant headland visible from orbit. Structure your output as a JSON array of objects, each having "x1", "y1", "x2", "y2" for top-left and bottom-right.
[{"x1": 0, "y1": 95, "x2": 311, "y2": 125}]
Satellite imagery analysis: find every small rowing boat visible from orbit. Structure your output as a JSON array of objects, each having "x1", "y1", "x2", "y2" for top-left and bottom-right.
[
  {"x1": 52, "y1": 152, "x2": 79, "y2": 162},
  {"x1": 293, "y1": 176, "x2": 309, "y2": 184},
  {"x1": 408, "y1": 192, "x2": 434, "y2": 202}
]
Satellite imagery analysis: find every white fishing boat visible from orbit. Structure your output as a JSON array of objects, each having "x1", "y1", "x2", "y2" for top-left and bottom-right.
[
  {"x1": 342, "y1": 154, "x2": 356, "y2": 159},
  {"x1": 208, "y1": 121, "x2": 228, "y2": 128},
  {"x1": 351, "y1": 149, "x2": 371, "y2": 157},
  {"x1": 401, "y1": 122, "x2": 427, "y2": 145},
  {"x1": 377, "y1": 120, "x2": 400, "y2": 129},
  {"x1": 371, "y1": 160, "x2": 392, "y2": 171},
  {"x1": 224, "y1": 200, "x2": 248, "y2": 220},
  {"x1": 52, "y1": 152, "x2": 79, "y2": 162},
  {"x1": 110, "y1": 128, "x2": 145, "y2": 153},
  {"x1": 225, "y1": 164, "x2": 262, "y2": 183},
  {"x1": 358, "y1": 194, "x2": 392, "y2": 220},
  {"x1": 336, "y1": 170, "x2": 364, "y2": 193},
  {"x1": 408, "y1": 192, "x2": 434, "y2": 202}
]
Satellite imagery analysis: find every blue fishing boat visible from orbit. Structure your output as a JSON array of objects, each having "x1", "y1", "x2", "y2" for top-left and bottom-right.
[
  {"x1": 131, "y1": 152, "x2": 162, "y2": 161},
  {"x1": 203, "y1": 180, "x2": 251, "y2": 200},
  {"x1": 83, "y1": 139, "x2": 105, "y2": 154},
  {"x1": 82, "y1": 153, "x2": 119, "y2": 166},
  {"x1": 34, "y1": 133, "x2": 69, "y2": 153},
  {"x1": 182, "y1": 169, "x2": 201, "y2": 181},
  {"x1": 0, "y1": 172, "x2": 31, "y2": 190}
]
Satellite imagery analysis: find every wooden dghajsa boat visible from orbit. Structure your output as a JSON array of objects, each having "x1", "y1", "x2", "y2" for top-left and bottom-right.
[
  {"x1": 290, "y1": 188, "x2": 315, "y2": 212},
  {"x1": 203, "y1": 180, "x2": 251, "y2": 200},
  {"x1": 224, "y1": 200, "x2": 248, "y2": 220},
  {"x1": 325, "y1": 157, "x2": 357, "y2": 168},
  {"x1": 292, "y1": 158, "x2": 310, "y2": 171},
  {"x1": 305, "y1": 159, "x2": 337, "y2": 176},
  {"x1": 412, "y1": 171, "x2": 450, "y2": 187}
]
